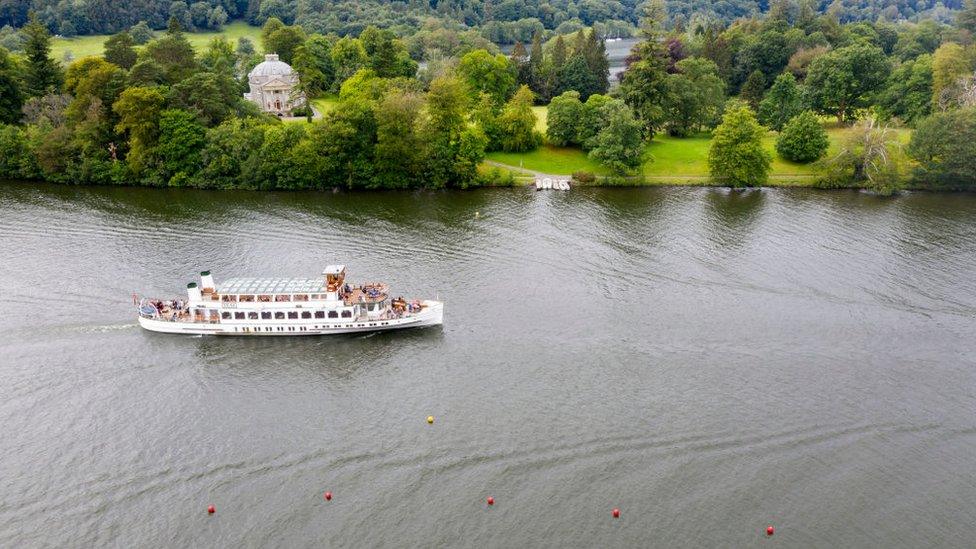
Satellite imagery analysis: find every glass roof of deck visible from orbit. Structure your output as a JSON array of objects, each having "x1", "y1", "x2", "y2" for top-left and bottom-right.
[{"x1": 217, "y1": 278, "x2": 329, "y2": 294}]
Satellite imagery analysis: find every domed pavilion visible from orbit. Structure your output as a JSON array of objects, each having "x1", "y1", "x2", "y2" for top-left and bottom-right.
[{"x1": 244, "y1": 53, "x2": 305, "y2": 116}]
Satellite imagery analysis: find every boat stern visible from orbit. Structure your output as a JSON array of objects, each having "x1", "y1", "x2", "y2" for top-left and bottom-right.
[{"x1": 420, "y1": 300, "x2": 444, "y2": 327}]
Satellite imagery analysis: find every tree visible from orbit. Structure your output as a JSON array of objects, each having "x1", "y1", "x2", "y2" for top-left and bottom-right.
[
  {"x1": 22, "y1": 12, "x2": 63, "y2": 97},
  {"x1": 619, "y1": 9, "x2": 671, "y2": 138},
  {"x1": 740, "y1": 70, "x2": 766, "y2": 110},
  {"x1": 168, "y1": 72, "x2": 240, "y2": 126},
  {"x1": 776, "y1": 111, "x2": 828, "y2": 162},
  {"x1": 708, "y1": 104, "x2": 771, "y2": 187},
  {"x1": 589, "y1": 100, "x2": 644, "y2": 174},
  {"x1": 293, "y1": 35, "x2": 335, "y2": 98},
  {"x1": 958, "y1": 0, "x2": 976, "y2": 34},
  {"x1": 458, "y1": 50, "x2": 516, "y2": 107},
  {"x1": 157, "y1": 109, "x2": 206, "y2": 184},
  {"x1": 546, "y1": 90, "x2": 584, "y2": 146},
  {"x1": 805, "y1": 43, "x2": 890, "y2": 123},
  {"x1": 511, "y1": 41, "x2": 532, "y2": 87},
  {"x1": 662, "y1": 57, "x2": 726, "y2": 136},
  {"x1": 261, "y1": 17, "x2": 286, "y2": 51},
  {"x1": 420, "y1": 76, "x2": 474, "y2": 188},
  {"x1": 552, "y1": 36, "x2": 568, "y2": 70},
  {"x1": 200, "y1": 37, "x2": 236, "y2": 74},
  {"x1": 758, "y1": 73, "x2": 807, "y2": 131},
  {"x1": 104, "y1": 31, "x2": 137, "y2": 70},
  {"x1": 374, "y1": 91, "x2": 424, "y2": 188},
  {"x1": 264, "y1": 25, "x2": 307, "y2": 65},
  {"x1": 113, "y1": 86, "x2": 167, "y2": 173},
  {"x1": 556, "y1": 54, "x2": 602, "y2": 99},
  {"x1": 130, "y1": 21, "x2": 154, "y2": 45},
  {"x1": 877, "y1": 55, "x2": 932, "y2": 125},
  {"x1": 496, "y1": 85, "x2": 540, "y2": 152},
  {"x1": 582, "y1": 29, "x2": 609, "y2": 96},
  {"x1": 331, "y1": 37, "x2": 367, "y2": 91},
  {"x1": 819, "y1": 118, "x2": 902, "y2": 194},
  {"x1": 908, "y1": 108, "x2": 976, "y2": 190},
  {"x1": 141, "y1": 32, "x2": 198, "y2": 84},
  {"x1": 0, "y1": 47, "x2": 22, "y2": 124},
  {"x1": 932, "y1": 43, "x2": 972, "y2": 110}
]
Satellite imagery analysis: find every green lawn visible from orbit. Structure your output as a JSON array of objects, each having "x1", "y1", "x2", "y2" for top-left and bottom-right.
[
  {"x1": 487, "y1": 145, "x2": 609, "y2": 175},
  {"x1": 488, "y1": 104, "x2": 914, "y2": 185},
  {"x1": 52, "y1": 20, "x2": 262, "y2": 62}
]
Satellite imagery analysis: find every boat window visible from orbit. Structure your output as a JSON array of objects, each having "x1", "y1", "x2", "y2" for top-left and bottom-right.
[
  {"x1": 314, "y1": 311, "x2": 325, "y2": 319},
  {"x1": 222, "y1": 312, "x2": 232, "y2": 319},
  {"x1": 275, "y1": 312, "x2": 285, "y2": 319},
  {"x1": 234, "y1": 312, "x2": 245, "y2": 319},
  {"x1": 294, "y1": 294, "x2": 309, "y2": 301},
  {"x1": 258, "y1": 295, "x2": 272, "y2": 302},
  {"x1": 288, "y1": 312, "x2": 298, "y2": 319},
  {"x1": 341, "y1": 310, "x2": 352, "y2": 318},
  {"x1": 240, "y1": 295, "x2": 255, "y2": 302},
  {"x1": 301, "y1": 311, "x2": 311, "y2": 319},
  {"x1": 275, "y1": 295, "x2": 290, "y2": 302},
  {"x1": 261, "y1": 312, "x2": 271, "y2": 319},
  {"x1": 222, "y1": 295, "x2": 236, "y2": 302},
  {"x1": 311, "y1": 294, "x2": 321, "y2": 300},
  {"x1": 248, "y1": 312, "x2": 258, "y2": 319},
  {"x1": 328, "y1": 311, "x2": 338, "y2": 318}
]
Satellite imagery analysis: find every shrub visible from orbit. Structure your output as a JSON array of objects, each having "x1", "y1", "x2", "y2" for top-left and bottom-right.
[
  {"x1": 776, "y1": 111, "x2": 829, "y2": 163},
  {"x1": 708, "y1": 104, "x2": 771, "y2": 187}
]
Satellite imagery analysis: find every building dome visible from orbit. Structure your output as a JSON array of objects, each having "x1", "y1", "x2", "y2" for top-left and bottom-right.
[{"x1": 248, "y1": 53, "x2": 294, "y2": 79}]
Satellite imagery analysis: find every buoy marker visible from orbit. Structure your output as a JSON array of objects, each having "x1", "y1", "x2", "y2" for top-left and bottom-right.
[
  {"x1": 207, "y1": 504, "x2": 215, "y2": 514},
  {"x1": 427, "y1": 415, "x2": 434, "y2": 424},
  {"x1": 612, "y1": 508, "x2": 620, "y2": 518},
  {"x1": 766, "y1": 525, "x2": 774, "y2": 536},
  {"x1": 486, "y1": 496, "x2": 494, "y2": 506},
  {"x1": 324, "y1": 491, "x2": 332, "y2": 501}
]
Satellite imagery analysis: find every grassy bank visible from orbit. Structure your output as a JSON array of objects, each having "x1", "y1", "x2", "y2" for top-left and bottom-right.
[
  {"x1": 485, "y1": 107, "x2": 913, "y2": 186},
  {"x1": 52, "y1": 20, "x2": 262, "y2": 61}
]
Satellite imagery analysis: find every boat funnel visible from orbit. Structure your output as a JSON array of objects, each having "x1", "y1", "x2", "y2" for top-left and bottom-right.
[
  {"x1": 187, "y1": 282, "x2": 202, "y2": 302},
  {"x1": 200, "y1": 271, "x2": 215, "y2": 292}
]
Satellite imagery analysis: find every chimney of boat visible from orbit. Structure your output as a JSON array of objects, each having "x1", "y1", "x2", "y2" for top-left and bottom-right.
[
  {"x1": 200, "y1": 271, "x2": 215, "y2": 292},
  {"x1": 187, "y1": 282, "x2": 202, "y2": 302}
]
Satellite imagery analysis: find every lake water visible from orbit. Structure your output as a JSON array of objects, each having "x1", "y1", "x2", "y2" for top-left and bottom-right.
[{"x1": 2, "y1": 183, "x2": 976, "y2": 547}]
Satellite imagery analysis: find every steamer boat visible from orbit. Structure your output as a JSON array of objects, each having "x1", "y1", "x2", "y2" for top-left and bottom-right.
[{"x1": 136, "y1": 265, "x2": 444, "y2": 336}]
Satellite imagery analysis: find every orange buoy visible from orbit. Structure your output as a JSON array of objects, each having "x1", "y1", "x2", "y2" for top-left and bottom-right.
[
  {"x1": 207, "y1": 505, "x2": 215, "y2": 514},
  {"x1": 487, "y1": 496, "x2": 494, "y2": 506},
  {"x1": 324, "y1": 491, "x2": 332, "y2": 501},
  {"x1": 612, "y1": 508, "x2": 620, "y2": 518},
  {"x1": 766, "y1": 525, "x2": 774, "y2": 536}
]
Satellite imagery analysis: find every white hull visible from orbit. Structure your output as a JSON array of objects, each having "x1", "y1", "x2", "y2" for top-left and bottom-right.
[{"x1": 139, "y1": 301, "x2": 444, "y2": 336}]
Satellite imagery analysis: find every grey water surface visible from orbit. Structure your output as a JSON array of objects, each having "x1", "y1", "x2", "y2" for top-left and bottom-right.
[{"x1": 1, "y1": 182, "x2": 975, "y2": 547}]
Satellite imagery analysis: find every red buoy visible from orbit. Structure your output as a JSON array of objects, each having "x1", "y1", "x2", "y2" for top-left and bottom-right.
[
  {"x1": 766, "y1": 525, "x2": 774, "y2": 536},
  {"x1": 207, "y1": 505, "x2": 215, "y2": 514},
  {"x1": 324, "y1": 491, "x2": 333, "y2": 501},
  {"x1": 612, "y1": 508, "x2": 620, "y2": 518},
  {"x1": 487, "y1": 496, "x2": 494, "y2": 506}
]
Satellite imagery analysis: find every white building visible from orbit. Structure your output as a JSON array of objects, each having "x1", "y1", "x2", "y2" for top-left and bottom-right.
[{"x1": 244, "y1": 53, "x2": 304, "y2": 116}]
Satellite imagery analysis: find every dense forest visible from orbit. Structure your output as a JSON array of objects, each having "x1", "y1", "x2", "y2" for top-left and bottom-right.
[
  {"x1": 0, "y1": 0, "x2": 972, "y2": 191},
  {"x1": 0, "y1": 0, "x2": 970, "y2": 40}
]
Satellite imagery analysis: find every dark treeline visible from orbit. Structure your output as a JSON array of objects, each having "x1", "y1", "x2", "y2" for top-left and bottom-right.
[{"x1": 1, "y1": 0, "x2": 973, "y2": 41}]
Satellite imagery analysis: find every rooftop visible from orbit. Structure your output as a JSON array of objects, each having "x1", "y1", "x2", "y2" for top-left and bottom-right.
[
  {"x1": 217, "y1": 277, "x2": 328, "y2": 295},
  {"x1": 323, "y1": 265, "x2": 345, "y2": 275}
]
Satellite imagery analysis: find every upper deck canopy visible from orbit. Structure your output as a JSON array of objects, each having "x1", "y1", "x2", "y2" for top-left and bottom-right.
[
  {"x1": 217, "y1": 278, "x2": 328, "y2": 295},
  {"x1": 323, "y1": 265, "x2": 345, "y2": 275}
]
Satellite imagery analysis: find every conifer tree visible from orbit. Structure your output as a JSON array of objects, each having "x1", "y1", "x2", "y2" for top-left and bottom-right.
[
  {"x1": 583, "y1": 29, "x2": 609, "y2": 96},
  {"x1": 619, "y1": 1, "x2": 671, "y2": 137},
  {"x1": 22, "y1": 12, "x2": 63, "y2": 98}
]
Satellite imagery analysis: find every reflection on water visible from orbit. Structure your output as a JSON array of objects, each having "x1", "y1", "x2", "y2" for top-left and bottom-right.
[{"x1": 2, "y1": 182, "x2": 976, "y2": 547}]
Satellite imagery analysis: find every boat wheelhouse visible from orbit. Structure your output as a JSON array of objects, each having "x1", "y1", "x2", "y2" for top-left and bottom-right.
[{"x1": 136, "y1": 265, "x2": 443, "y2": 336}]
